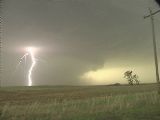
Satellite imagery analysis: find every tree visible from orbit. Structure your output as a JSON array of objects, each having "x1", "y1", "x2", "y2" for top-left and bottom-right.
[
  {"x1": 124, "y1": 71, "x2": 133, "y2": 85},
  {"x1": 124, "y1": 71, "x2": 140, "y2": 85},
  {"x1": 132, "y1": 74, "x2": 140, "y2": 85}
]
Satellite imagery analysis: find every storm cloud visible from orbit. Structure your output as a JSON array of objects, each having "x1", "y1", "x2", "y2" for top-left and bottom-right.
[{"x1": 2, "y1": 0, "x2": 160, "y2": 86}]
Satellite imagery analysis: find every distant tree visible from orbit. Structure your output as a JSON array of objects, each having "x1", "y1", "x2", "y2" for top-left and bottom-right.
[
  {"x1": 124, "y1": 71, "x2": 133, "y2": 85},
  {"x1": 132, "y1": 74, "x2": 140, "y2": 85},
  {"x1": 124, "y1": 71, "x2": 140, "y2": 85}
]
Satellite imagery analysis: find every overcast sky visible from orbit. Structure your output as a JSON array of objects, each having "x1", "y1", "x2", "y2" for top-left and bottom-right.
[{"x1": 2, "y1": 0, "x2": 160, "y2": 86}]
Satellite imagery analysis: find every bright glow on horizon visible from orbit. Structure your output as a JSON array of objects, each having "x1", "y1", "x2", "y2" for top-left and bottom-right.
[
  {"x1": 81, "y1": 68, "x2": 127, "y2": 85},
  {"x1": 81, "y1": 63, "x2": 156, "y2": 85}
]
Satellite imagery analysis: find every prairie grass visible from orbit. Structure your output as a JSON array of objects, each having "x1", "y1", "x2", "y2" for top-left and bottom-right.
[{"x1": 0, "y1": 84, "x2": 160, "y2": 120}]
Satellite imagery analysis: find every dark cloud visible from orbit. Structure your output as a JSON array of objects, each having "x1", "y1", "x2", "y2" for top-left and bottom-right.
[
  {"x1": 155, "y1": 0, "x2": 160, "y2": 6},
  {"x1": 2, "y1": 0, "x2": 160, "y2": 86}
]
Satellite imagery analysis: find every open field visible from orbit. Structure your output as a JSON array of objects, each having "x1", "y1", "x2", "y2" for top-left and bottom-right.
[{"x1": 0, "y1": 84, "x2": 160, "y2": 120}]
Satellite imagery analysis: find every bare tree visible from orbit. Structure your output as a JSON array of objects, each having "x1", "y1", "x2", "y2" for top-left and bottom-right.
[
  {"x1": 124, "y1": 71, "x2": 140, "y2": 85},
  {"x1": 124, "y1": 71, "x2": 134, "y2": 85},
  {"x1": 132, "y1": 74, "x2": 140, "y2": 85}
]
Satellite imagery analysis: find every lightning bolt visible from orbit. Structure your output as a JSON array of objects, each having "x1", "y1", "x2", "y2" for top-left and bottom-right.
[
  {"x1": 27, "y1": 47, "x2": 36, "y2": 86},
  {"x1": 15, "y1": 47, "x2": 37, "y2": 86},
  {"x1": 14, "y1": 53, "x2": 29, "y2": 74},
  {"x1": 19, "y1": 53, "x2": 29, "y2": 65}
]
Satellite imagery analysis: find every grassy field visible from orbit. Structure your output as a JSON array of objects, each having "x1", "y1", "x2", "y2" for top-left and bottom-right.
[{"x1": 0, "y1": 84, "x2": 160, "y2": 120}]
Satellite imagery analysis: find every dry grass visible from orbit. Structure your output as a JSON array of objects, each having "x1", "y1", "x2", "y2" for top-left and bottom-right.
[{"x1": 0, "y1": 84, "x2": 160, "y2": 120}]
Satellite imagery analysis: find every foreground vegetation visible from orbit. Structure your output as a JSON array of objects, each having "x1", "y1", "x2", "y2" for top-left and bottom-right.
[{"x1": 0, "y1": 84, "x2": 160, "y2": 120}]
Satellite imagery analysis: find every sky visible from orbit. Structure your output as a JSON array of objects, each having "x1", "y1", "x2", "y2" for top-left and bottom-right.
[{"x1": 1, "y1": 0, "x2": 160, "y2": 86}]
